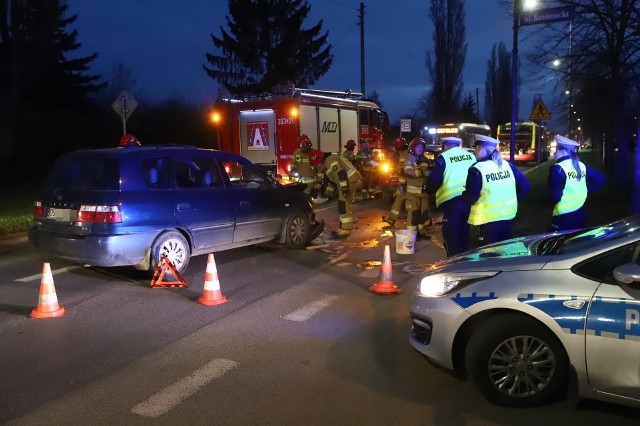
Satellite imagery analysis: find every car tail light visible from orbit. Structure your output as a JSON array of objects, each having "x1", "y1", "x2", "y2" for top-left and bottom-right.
[
  {"x1": 78, "y1": 205, "x2": 122, "y2": 223},
  {"x1": 33, "y1": 201, "x2": 44, "y2": 218}
]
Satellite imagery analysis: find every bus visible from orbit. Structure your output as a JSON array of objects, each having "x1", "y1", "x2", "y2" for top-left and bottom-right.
[
  {"x1": 421, "y1": 122, "x2": 492, "y2": 150},
  {"x1": 496, "y1": 121, "x2": 552, "y2": 163}
]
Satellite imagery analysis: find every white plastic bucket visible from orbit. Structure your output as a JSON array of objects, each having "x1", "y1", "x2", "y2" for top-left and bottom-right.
[{"x1": 395, "y1": 229, "x2": 417, "y2": 254}]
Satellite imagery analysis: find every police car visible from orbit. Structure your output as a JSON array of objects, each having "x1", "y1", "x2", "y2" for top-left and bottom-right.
[{"x1": 410, "y1": 215, "x2": 640, "y2": 408}]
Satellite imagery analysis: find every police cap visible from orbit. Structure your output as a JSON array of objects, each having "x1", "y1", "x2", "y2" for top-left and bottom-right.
[
  {"x1": 474, "y1": 134, "x2": 499, "y2": 146},
  {"x1": 554, "y1": 134, "x2": 580, "y2": 147},
  {"x1": 441, "y1": 136, "x2": 462, "y2": 146}
]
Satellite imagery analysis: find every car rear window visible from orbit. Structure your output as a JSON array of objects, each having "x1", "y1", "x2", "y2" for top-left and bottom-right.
[{"x1": 45, "y1": 154, "x2": 120, "y2": 191}]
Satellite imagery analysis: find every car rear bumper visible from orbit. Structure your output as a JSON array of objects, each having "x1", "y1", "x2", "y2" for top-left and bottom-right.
[{"x1": 28, "y1": 226, "x2": 155, "y2": 267}]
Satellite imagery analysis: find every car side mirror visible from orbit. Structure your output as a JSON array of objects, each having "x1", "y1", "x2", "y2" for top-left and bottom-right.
[{"x1": 613, "y1": 263, "x2": 640, "y2": 287}]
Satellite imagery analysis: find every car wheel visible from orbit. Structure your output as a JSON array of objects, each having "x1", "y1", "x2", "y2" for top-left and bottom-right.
[
  {"x1": 465, "y1": 313, "x2": 569, "y2": 407},
  {"x1": 283, "y1": 211, "x2": 310, "y2": 249},
  {"x1": 150, "y1": 231, "x2": 190, "y2": 277}
]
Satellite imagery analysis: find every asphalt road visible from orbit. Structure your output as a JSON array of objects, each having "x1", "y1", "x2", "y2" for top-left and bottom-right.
[{"x1": 1, "y1": 199, "x2": 639, "y2": 425}]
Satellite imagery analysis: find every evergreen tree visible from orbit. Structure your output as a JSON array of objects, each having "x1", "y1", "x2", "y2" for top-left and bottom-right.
[
  {"x1": 0, "y1": 0, "x2": 105, "y2": 184},
  {"x1": 460, "y1": 93, "x2": 478, "y2": 123},
  {"x1": 204, "y1": 0, "x2": 332, "y2": 97},
  {"x1": 484, "y1": 42, "x2": 512, "y2": 136},
  {"x1": 0, "y1": 0, "x2": 104, "y2": 114},
  {"x1": 425, "y1": 0, "x2": 466, "y2": 123}
]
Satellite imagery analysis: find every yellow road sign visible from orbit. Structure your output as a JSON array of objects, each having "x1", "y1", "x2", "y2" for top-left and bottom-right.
[{"x1": 529, "y1": 98, "x2": 551, "y2": 120}]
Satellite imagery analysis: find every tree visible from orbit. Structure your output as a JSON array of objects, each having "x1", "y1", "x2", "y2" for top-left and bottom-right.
[
  {"x1": 0, "y1": 0, "x2": 104, "y2": 114},
  {"x1": 204, "y1": 0, "x2": 332, "y2": 97},
  {"x1": 0, "y1": 0, "x2": 105, "y2": 184},
  {"x1": 528, "y1": 0, "x2": 640, "y2": 195},
  {"x1": 424, "y1": 0, "x2": 467, "y2": 123},
  {"x1": 460, "y1": 92, "x2": 478, "y2": 123},
  {"x1": 484, "y1": 42, "x2": 512, "y2": 135}
]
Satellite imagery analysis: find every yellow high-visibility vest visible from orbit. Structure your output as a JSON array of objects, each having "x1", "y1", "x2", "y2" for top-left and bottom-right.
[
  {"x1": 468, "y1": 160, "x2": 518, "y2": 225},
  {"x1": 553, "y1": 160, "x2": 587, "y2": 216},
  {"x1": 435, "y1": 147, "x2": 476, "y2": 207}
]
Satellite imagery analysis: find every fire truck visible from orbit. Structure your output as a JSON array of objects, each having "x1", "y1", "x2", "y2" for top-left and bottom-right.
[{"x1": 210, "y1": 88, "x2": 389, "y2": 177}]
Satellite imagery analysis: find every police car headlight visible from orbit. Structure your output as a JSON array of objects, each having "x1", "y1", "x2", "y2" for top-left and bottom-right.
[{"x1": 418, "y1": 271, "x2": 500, "y2": 296}]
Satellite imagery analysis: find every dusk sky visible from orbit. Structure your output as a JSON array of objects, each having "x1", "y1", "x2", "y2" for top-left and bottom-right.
[{"x1": 67, "y1": 1, "x2": 561, "y2": 125}]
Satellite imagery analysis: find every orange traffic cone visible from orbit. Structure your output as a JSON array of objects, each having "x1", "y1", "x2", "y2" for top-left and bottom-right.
[
  {"x1": 369, "y1": 245, "x2": 401, "y2": 295},
  {"x1": 196, "y1": 253, "x2": 229, "y2": 306},
  {"x1": 31, "y1": 262, "x2": 67, "y2": 318}
]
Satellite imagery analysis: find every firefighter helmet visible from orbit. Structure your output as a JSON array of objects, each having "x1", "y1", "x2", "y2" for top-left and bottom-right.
[
  {"x1": 308, "y1": 150, "x2": 324, "y2": 166},
  {"x1": 119, "y1": 134, "x2": 141, "y2": 147},
  {"x1": 344, "y1": 139, "x2": 357, "y2": 150},
  {"x1": 393, "y1": 138, "x2": 408, "y2": 151},
  {"x1": 409, "y1": 137, "x2": 426, "y2": 155},
  {"x1": 297, "y1": 134, "x2": 312, "y2": 150}
]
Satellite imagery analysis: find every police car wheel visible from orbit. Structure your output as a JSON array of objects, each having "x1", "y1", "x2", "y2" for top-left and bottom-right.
[
  {"x1": 283, "y1": 211, "x2": 310, "y2": 249},
  {"x1": 150, "y1": 231, "x2": 190, "y2": 278},
  {"x1": 465, "y1": 313, "x2": 569, "y2": 407}
]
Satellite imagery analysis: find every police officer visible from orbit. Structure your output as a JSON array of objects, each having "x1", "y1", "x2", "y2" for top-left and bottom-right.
[
  {"x1": 548, "y1": 134, "x2": 606, "y2": 231},
  {"x1": 291, "y1": 134, "x2": 316, "y2": 195},
  {"x1": 404, "y1": 137, "x2": 431, "y2": 238},
  {"x1": 425, "y1": 136, "x2": 476, "y2": 256},
  {"x1": 356, "y1": 141, "x2": 376, "y2": 200},
  {"x1": 382, "y1": 138, "x2": 409, "y2": 227},
  {"x1": 310, "y1": 150, "x2": 362, "y2": 239},
  {"x1": 462, "y1": 134, "x2": 530, "y2": 244}
]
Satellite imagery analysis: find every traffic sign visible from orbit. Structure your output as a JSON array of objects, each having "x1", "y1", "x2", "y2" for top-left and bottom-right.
[
  {"x1": 112, "y1": 90, "x2": 138, "y2": 120},
  {"x1": 529, "y1": 99, "x2": 551, "y2": 121},
  {"x1": 400, "y1": 119, "x2": 411, "y2": 133},
  {"x1": 112, "y1": 90, "x2": 138, "y2": 134}
]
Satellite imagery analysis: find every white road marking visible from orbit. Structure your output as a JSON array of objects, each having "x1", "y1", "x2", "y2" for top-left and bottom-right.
[
  {"x1": 15, "y1": 265, "x2": 82, "y2": 282},
  {"x1": 283, "y1": 295, "x2": 340, "y2": 322},
  {"x1": 131, "y1": 358, "x2": 239, "y2": 418}
]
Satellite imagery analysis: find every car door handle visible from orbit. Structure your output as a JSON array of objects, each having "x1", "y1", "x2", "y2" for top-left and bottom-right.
[
  {"x1": 176, "y1": 203, "x2": 190, "y2": 211},
  {"x1": 239, "y1": 200, "x2": 251, "y2": 208}
]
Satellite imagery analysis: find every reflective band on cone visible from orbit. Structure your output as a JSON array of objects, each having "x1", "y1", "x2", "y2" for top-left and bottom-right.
[
  {"x1": 369, "y1": 245, "x2": 401, "y2": 295},
  {"x1": 196, "y1": 253, "x2": 229, "y2": 306},
  {"x1": 31, "y1": 262, "x2": 67, "y2": 318}
]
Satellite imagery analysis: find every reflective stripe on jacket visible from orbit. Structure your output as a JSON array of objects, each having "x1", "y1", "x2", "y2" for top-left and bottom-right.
[
  {"x1": 468, "y1": 160, "x2": 518, "y2": 225},
  {"x1": 435, "y1": 147, "x2": 476, "y2": 207},
  {"x1": 553, "y1": 160, "x2": 587, "y2": 216},
  {"x1": 404, "y1": 154, "x2": 428, "y2": 194}
]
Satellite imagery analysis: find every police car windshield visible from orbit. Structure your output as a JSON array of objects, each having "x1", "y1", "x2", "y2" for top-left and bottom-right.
[{"x1": 556, "y1": 216, "x2": 640, "y2": 255}]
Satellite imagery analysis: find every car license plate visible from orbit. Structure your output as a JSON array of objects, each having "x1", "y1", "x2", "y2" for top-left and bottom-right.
[{"x1": 46, "y1": 208, "x2": 73, "y2": 221}]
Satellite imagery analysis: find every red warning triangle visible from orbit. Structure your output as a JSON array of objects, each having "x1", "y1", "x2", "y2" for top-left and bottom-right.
[{"x1": 150, "y1": 255, "x2": 188, "y2": 288}]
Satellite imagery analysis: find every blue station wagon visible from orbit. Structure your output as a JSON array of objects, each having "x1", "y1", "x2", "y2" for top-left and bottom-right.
[{"x1": 29, "y1": 144, "x2": 324, "y2": 275}]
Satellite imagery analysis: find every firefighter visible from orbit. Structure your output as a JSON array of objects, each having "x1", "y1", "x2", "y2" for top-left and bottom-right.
[
  {"x1": 343, "y1": 139, "x2": 357, "y2": 163},
  {"x1": 310, "y1": 150, "x2": 362, "y2": 239},
  {"x1": 404, "y1": 137, "x2": 431, "y2": 239},
  {"x1": 462, "y1": 134, "x2": 530, "y2": 245},
  {"x1": 548, "y1": 134, "x2": 606, "y2": 231},
  {"x1": 356, "y1": 141, "x2": 376, "y2": 200},
  {"x1": 382, "y1": 138, "x2": 409, "y2": 227},
  {"x1": 290, "y1": 134, "x2": 317, "y2": 196},
  {"x1": 424, "y1": 136, "x2": 476, "y2": 256}
]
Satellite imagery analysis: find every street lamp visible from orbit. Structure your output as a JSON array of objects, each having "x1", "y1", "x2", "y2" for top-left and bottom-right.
[{"x1": 510, "y1": 0, "x2": 537, "y2": 163}]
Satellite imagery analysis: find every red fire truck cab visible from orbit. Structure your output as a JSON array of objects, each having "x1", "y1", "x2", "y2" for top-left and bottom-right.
[{"x1": 210, "y1": 88, "x2": 389, "y2": 177}]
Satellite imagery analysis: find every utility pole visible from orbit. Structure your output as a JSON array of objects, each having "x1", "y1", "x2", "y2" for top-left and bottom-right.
[{"x1": 360, "y1": 2, "x2": 365, "y2": 96}]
